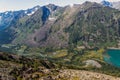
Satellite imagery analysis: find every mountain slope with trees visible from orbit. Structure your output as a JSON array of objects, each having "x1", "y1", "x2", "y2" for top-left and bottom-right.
[{"x1": 0, "y1": 2, "x2": 120, "y2": 49}]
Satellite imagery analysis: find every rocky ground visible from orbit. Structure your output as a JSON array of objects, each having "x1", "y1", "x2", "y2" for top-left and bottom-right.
[
  {"x1": 40, "y1": 69, "x2": 120, "y2": 80},
  {"x1": 0, "y1": 52, "x2": 120, "y2": 80}
]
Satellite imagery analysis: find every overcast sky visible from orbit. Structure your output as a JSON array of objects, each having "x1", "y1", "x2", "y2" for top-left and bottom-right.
[{"x1": 0, "y1": 0, "x2": 120, "y2": 12}]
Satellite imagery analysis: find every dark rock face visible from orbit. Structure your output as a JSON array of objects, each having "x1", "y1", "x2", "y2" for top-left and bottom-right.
[
  {"x1": 101, "y1": 0, "x2": 113, "y2": 7},
  {"x1": 41, "y1": 6, "x2": 50, "y2": 23}
]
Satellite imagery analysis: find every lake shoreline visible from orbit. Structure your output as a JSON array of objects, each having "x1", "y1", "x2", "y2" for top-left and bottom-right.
[
  {"x1": 104, "y1": 49, "x2": 120, "y2": 68},
  {"x1": 107, "y1": 47, "x2": 120, "y2": 50}
]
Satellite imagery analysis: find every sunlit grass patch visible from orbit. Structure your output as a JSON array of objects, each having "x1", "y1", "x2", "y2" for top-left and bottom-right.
[
  {"x1": 52, "y1": 50, "x2": 68, "y2": 58},
  {"x1": 80, "y1": 49, "x2": 105, "y2": 61}
]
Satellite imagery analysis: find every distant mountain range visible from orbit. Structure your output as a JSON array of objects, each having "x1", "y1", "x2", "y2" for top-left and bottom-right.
[
  {"x1": 0, "y1": 0, "x2": 120, "y2": 31},
  {"x1": 0, "y1": 1, "x2": 119, "y2": 31},
  {"x1": 0, "y1": 6, "x2": 40, "y2": 30},
  {"x1": 0, "y1": 1, "x2": 120, "y2": 48}
]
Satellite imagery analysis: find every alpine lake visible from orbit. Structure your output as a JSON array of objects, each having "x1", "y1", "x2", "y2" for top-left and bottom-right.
[{"x1": 104, "y1": 49, "x2": 120, "y2": 67}]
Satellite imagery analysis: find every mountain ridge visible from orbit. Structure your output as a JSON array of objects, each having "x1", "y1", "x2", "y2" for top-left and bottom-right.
[{"x1": 0, "y1": 2, "x2": 120, "y2": 49}]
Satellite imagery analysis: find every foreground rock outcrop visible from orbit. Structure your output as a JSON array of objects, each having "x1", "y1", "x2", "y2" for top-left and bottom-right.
[{"x1": 40, "y1": 69, "x2": 120, "y2": 80}]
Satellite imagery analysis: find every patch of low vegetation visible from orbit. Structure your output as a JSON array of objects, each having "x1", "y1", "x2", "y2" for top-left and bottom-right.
[
  {"x1": 80, "y1": 48, "x2": 104, "y2": 61},
  {"x1": 49, "y1": 50, "x2": 68, "y2": 58}
]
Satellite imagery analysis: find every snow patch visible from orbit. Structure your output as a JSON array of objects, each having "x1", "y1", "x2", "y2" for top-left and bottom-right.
[
  {"x1": 0, "y1": 16, "x2": 2, "y2": 23},
  {"x1": 70, "y1": 4, "x2": 74, "y2": 8},
  {"x1": 27, "y1": 11, "x2": 35, "y2": 16},
  {"x1": 35, "y1": 7, "x2": 38, "y2": 11},
  {"x1": 24, "y1": 11, "x2": 27, "y2": 14},
  {"x1": 26, "y1": 7, "x2": 38, "y2": 16},
  {"x1": 48, "y1": 17, "x2": 56, "y2": 21},
  {"x1": 5, "y1": 11, "x2": 9, "y2": 15},
  {"x1": 0, "y1": 16, "x2": 2, "y2": 19}
]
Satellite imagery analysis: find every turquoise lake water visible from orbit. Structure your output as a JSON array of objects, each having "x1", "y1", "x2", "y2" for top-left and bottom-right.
[{"x1": 104, "y1": 49, "x2": 120, "y2": 67}]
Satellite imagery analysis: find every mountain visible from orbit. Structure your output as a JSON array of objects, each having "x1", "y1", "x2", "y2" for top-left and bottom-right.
[
  {"x1": 0, "y1": 4, "x2": 63, "y2": 45},
  {"x1": 0, "y1": 6, "x2": 40, "y2": 44},
  {"x1": 25, "y1": 2, "x2": 120, "y2": 48},
  {"x1": 0, "y1": 6, "x2": 40, "y2": 31},
  {"x1": 0, "y1": 4, "x2": 64, "y2": 46},
  {"x1": 0, "y1": 2, "x2": 120, "y2": 49}
]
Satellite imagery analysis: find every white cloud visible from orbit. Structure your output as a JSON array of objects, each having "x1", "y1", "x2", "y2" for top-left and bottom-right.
[
  {"x1": 86, "y1": 0, "x2": 120, "y2": 3},
  {"x1": 108, "y1": 0, "x2": 120, "y2": 2}
]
